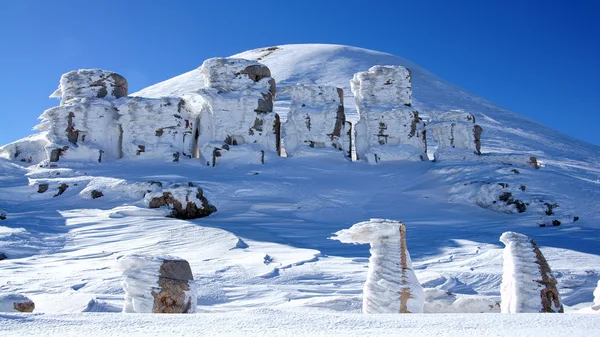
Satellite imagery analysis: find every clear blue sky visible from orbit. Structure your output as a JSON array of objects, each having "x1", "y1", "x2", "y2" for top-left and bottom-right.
[{"x1": 1, "y1": 0, "x2": 598, "y2": 146}]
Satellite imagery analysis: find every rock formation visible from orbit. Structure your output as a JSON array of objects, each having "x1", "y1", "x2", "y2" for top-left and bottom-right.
[
  {"x1": 50, "y1": 69, "x2": 128, "y2": 103},
  {"x1": 429, "y1": 110, "x2": 483, "y2": 160},
  {"x1": 144, "y1": 182, "x2": 216, "y2": 219},
  {"x1": 283, "y1": 85, "x2": 349, "y2": 157},
  {"x1": 351, "y1": 66, "x2": 427, "y2": 163},
  {"x1": 331, "y1": 219, "x2": 424, "y2": 313},
  {"x1": 117, "y1": 254, "x2": 197, "y2": 313},
  {"x1": 499, "y1": 232, "x2": 563, "y2": 313},
  {"x1": 0, "y1": 294, "x2": 35, "y2": 312}
]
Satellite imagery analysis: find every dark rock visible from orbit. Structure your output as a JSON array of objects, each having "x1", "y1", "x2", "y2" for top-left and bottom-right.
[
  {"x1": 151, "y1": 259, "x2": 194, "y2": 314},
  {"x1": 38, "y1": 184, "x2": 49, "y2": 193},
  {"x1": 520, "y1": 185, "x2": 526, "y2": 191},
  {"x1": 511, "y1": 169, "x2": 520, "y2": 174},
  {"x1": 91, "y1": 190, "x2": 104, "y2": 199},
  {"x1": 552, "y1": 220, "x2": 561, "y2": 226},
  {"x1": 0, "y1": 253, "x2": 6, "y2": 260},
  {"x1": 54, "y1": 184, "x2": 68, "y2": 197},
  {"x1": 573, "y1": 216, "x2": 579, "y2": 222},
  {"x1": 498, "y1": 183, "x2": 509, "y2": 188},
  {"x1": 499, "y1": 192, "x2": 512, "y2": 202},
  {"x1": 543, "y1": 202, "x2": 558, "y2": 216},
  {"x1": 148, "y1": 187, "x2": 216, "y2": 220},
  {"x1": 529, "y1": 156, "x2": 540, "y2": 169}
]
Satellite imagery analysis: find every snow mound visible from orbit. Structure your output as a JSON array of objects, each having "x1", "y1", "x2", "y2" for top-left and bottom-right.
[
  {"x1": 499, "y1": 232, "x2": 563, "y2": 313},
  {"x1": 332, "y1": 219, "x2": 424, "y2": 313}
]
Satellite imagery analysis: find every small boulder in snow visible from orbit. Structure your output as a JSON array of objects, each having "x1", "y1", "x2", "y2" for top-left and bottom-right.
[
  {"x1": 145, "y1": 183, "x2": 216, "y2": 219},
  {"x1": 51, "y1": 69, "x2": 128, "y2": 103},
  {"x1": 331, "y1": 219, "x2": 424, "y2": 313},
  {"x1": 0, "y1": 294, "x2": 35, "y2": 313},
  {"x1": 499, "y1": 232, "x2": 563, "y2": 313},
  {"x1": 0, "y1": 253, "x2": 6, "y2": 260},
  {"x1": 117, "y1": 254, "x2": 197, "y2": 313},
  {"x1": 351, "y1": 66, "x2": 427, "y2": 163}
]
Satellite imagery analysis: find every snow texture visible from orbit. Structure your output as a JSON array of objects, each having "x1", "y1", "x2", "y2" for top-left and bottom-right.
[
  {"x1": 429, "y1": 110, "x2": 482, "y2": 160},
  {"x1": 283, "y1": 85, "x2": 349, "y2": 156},
  {"x1": 499, "y1": 232, "x2": 563, "y2": 313},
  {"x1": 351, "y1": 66, "x2": 426, "y2": 163},
  {"x1": 116, "y1": 254, "x2": 197, "y2": 313},
  {"x1": 332, "y1": 219, "x2": 424, "y2": 313},
  {"x1": 0, "y1": 294, "x2": 33, "y2": 313}
]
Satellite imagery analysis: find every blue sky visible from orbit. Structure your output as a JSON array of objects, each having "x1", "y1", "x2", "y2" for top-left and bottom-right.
[{"x1": 0, "y1": 0, "x2": 598, "y2": 146}]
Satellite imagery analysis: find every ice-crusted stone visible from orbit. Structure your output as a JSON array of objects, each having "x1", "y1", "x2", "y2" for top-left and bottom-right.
[
  {"x1": 283, "y1": 85, "x2": 349, "y2": 156},
  {"x1": 117, "y1": 254, "x2": 197, "y2": 313},
  {"x1": 331, "y1": 219, "x2": 424, "y2": 314},
  {"x1": 144, "y1": 182, "x2": 216, "y2": 219},
  {"x1": 0, "y1": 294, "x2": 35, "y2": 313},
  {"x1": 0, "y1": 133, "x2": 50, "y2": 165},
  {"x1": 192, "y1": 58, "x2": 281, "y2": 164},
  {"x1": 50, "y1": 69, "x2": 128, "y2": 103},
  {"x1": 499, "y1": 232, "x2": 563, "y2": 313},
  {"x1": 429, "y1": 110, "x2": 483, "y2": 160},
  {"x1": 351, "y1": 66, "x2": 426, "y2": 163}
]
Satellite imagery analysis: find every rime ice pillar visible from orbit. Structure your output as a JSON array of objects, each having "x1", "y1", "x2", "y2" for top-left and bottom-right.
[
  {"x1": 351, "y1": 66, "x2": 427, "y2": 164},
  {"x1": 429, "y1": 110, "x2": 483, "y2": 161},
  {"x1": 499, "y1": 232, "x2": 564, "y2": 313},
  {"x1": 283, "y1": 85, "x2": 349, "y2": 157},
  {"x1": 195, "y1": 58, "x2": 281, "y2": 165},
  {"x1": 117, "y1": 254, "x2": 197, "y2": 313},
  {"x1": 116, "y1": 97, "x2": 198, "y2": 161},
  {"x1": 593, "y1": 280, "x2": 600, "y2": 311},
  {"x1": 39, "y1": 69, "x2": 127, "y2": 163},
  {"x1": 331, "y1": 219, "x2": 424, "y2": 313}
]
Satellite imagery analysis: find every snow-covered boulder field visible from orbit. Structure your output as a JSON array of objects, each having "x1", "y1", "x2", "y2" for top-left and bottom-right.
[
  {"x1": 0, "y1": 294, "x2": 35, "y2": 313},
  {"x1": 116, "y1": 254, "x2": 197, "y2": 313},
  {"x1": 332, "y1": 219, "x2": 424, "y2": 313},
  {"x1": 499, "y1": 232, "x2": 563, "y2": 313}
]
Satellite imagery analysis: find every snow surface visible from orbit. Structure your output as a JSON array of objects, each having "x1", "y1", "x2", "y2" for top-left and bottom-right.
[{"x1": 1, "y1": 44, "x2": 600, "y2": 334}]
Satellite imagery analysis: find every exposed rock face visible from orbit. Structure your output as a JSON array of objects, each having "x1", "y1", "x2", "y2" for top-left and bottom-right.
[
  {"x1": 145, "y1": 183, "x2": 216, "y2": 219},
  {"x1": 117, "y1": 254, "x2": 197, "y2": 314},
  {"x1": 429, "y1": 110, "x2": 483, "y2": 160},
  {"x1": 332, "y1": 219, "x2": 424, "y2": 313},
  {"x1": 499, "y1": 232, "x2": 563, "y2": 313},
  {"x1": 193, "y1": 58, "x2": 281, "y2": 165},
  {"x1": 0, "y1": 294, "x2": 35, "y2": 313},
  {"x1": 91, "y1": 190, "x2": 104, "y2": 199},
  {"x1": 50, "y1": 69, "x2": 128, "y2": 103},
  {"x1": 351, "y1": 66, "x2": 426, "y2": 163},
  {"x1": 283, "y1": 85, "x2": 349, "y2": 157}
]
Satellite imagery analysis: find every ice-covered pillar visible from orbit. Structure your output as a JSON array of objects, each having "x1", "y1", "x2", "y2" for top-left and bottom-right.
[
  {"x1": 331, "y1": 219, "x2": 424, "y2": 313},
  {"x1": 351, "y1": 66, "x2": 427, "y2": 163},
  {"x1": 593, "y1": 280, "x2": 600, "y2": 311},
  {"x1": 499, "y1": 232, "x2": 563, "y2": 313},
  {"x1": 117, "y1": 254, "x2": 197, "y2": 313}
]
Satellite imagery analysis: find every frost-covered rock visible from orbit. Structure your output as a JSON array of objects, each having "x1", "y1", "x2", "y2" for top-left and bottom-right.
[
  {"x1": 50, "y1": 69, "x2": 128, "y2": 103},
  {"x1": 283, "y1": 85, "x2": 349, "y2": 157},
  {"x1": 116, "y1": 97, "x2": 198, "y2": 160},
  {"x1": 191, "y1": 58, "x2": 281, "y2": 164},
  {"x1": 117, "y1": 254, "x2": 197, "y2": 313},
  {"x1": 144, "y1": 182, "x2": 216, "y2": 219},
  {"x1": 331, "y1": 219, "x2": 424, "y2": 313},
  {"x1": 429, "y1": 110, "x2": 483, "y2": 160},
  {"x1": 0, "y1": 294, "x2": 35, "y2": 312},
  {"x1": 351, "y1": 66, "x2": 426, "y2": 163},
  {"x1": 499, "y1": 232, "x2": 563, "y2": 313},
  {"x1": 0, "y1": 133, "x2": 50, "y2": 164}
]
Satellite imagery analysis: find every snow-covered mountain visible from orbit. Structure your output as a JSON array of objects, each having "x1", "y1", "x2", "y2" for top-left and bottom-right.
[{"x1": 1, "y1": 44, "x2": 599, "y2": 330}]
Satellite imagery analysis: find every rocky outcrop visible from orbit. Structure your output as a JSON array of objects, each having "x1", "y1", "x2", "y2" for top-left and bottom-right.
[
  {"x1": 332, "y1": 219, "x2": 424, "y2": 313},
  {"x1": 0, "y1": 294, "x2": 35, "y2": 313},
  {"x1": 117, "y1": 254, "x2": 197, "y2": 313},
  {"x1": 499, "y1": 232, "x2": 563, "y2": 313},
  {"x1": 283, "y1": 85, "x2": 350, "y2": 157},
  {"x1": 50, "y1": 69, "x2": 128, "y2": 102},
  {"x1": 145, "y1": 183, "x2": 216, "y2": 219},
  {"x1": 351, "y1": 66, "x2": 427, "y2": 163},
  {"x1": 429, "y1": 110, "x2": 483, "y2": 160}
]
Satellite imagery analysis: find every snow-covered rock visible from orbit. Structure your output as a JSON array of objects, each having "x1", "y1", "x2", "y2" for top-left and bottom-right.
[
  {"x1": 429, "y1": 110, "x2": 483, "y2": 160},
  {"x1": 351, "y1": 66, "x2": 426, "y2": 163},
  {"x1": 283, "y1": 85, "x2": 349, "y2": 157},
  {"x1": 50, "y1": 69, "x2": 128, "y2": 103},
  {"x1": 0, "y1": 294, "x2": 35, "y2": 312},
  {"x1": 593, "y1": 280, "x2": 600, "y2": 311},
  {"x1": 116, "y1": 254, "x2": 197, "y2": 313},
  {"x1": 499, "y1": 232, "x2": 563, "y2": 313},
  {"x1": 0, "y1": 132, "x2": 50, "y2": 164},
  {"x1": 331, "y1": 219, "x2": 424, "y2": 313},
  {"x1": 144, "y1": 182, "x2": 216, "y2": 219}
]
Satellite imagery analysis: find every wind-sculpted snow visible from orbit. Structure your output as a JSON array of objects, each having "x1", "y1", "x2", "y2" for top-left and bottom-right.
[
  {"x1": 499, "y1": 232, "x2": 563, "y2": 313},
  {"x1": 284, "y1": 85, "x2": 349, "y2": 156},
  {"x1": 332, "y1": 219, "x2": 424, "y2": 313},
  {"x1": 351, "y1": 66, "x2": 426, "y2": 163}
]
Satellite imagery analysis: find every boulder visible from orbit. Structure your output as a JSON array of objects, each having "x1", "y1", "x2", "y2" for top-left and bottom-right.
[
  {"x1": 145, "y1": 183, "x2": 216, "y2": 219},
  {"x1": 117, "y1": 254, "x2": 196, "y2": 313},
  {"x1": 0, "y1": 294, "x2": 35, "y2": 313}
]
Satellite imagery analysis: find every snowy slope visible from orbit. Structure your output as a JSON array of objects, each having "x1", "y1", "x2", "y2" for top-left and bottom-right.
[{"x1": 1, "y1": 44, "x2": 600, "y2": 334}]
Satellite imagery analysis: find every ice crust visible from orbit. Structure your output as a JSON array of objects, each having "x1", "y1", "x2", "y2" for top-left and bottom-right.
[
  {"x1": 499, "y1": 232, "x2": 563, "y2": 313},
  {"x1": 332, "y1": 219, "x2": 425, "y2": 314}
]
